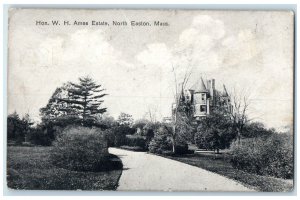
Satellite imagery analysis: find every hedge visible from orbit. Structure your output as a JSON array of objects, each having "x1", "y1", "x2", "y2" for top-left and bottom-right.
[
  {"x1": 51, "y1": 126, "x2": 109, "y2": 171},
  {"x1": 230, "y1": 133, "x2": 293, "y2": 179}
]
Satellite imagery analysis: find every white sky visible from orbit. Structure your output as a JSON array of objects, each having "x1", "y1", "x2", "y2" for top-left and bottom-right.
[{"x1": 8, "y1": 9, "x2": 294, "y2": 130}]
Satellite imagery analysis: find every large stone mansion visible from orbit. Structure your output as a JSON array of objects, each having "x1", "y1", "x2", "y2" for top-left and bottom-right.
[{"x1": 170, "y1": 78, "x2": 233, "y2": 122}]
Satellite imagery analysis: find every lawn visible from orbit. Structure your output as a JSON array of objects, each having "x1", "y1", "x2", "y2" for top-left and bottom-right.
[
  {"x1": 163, "y1": 152, "x2": 293, "y2": 192},
  {"x1": 7, "y1": 146, "x2": 123, "y2": 190}
]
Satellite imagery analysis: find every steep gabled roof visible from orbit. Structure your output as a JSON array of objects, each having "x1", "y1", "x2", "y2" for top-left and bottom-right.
[{"x1": 190, "y1": 77, "x2": 208, "y2": 93}]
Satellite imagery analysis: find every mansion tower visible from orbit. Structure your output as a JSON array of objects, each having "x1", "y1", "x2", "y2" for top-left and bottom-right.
[{"x1": 172, "y1": 78, "x2": 232, "y2": 121}]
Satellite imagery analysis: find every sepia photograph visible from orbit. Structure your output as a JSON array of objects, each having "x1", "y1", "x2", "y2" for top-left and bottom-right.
[{"x1": 6, "y1": 8, "x2": 294, "y2": 192}]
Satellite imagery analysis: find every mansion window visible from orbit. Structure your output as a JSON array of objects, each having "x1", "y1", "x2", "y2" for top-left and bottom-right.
[
  {"x1": 200, "y1": 105, "x2": 206, "y2": 112},
  {"x1": 201, "y1": 94, "x2": 205, "y2": 101}
]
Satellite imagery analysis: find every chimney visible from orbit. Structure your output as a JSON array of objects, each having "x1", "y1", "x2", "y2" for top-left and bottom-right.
[
  {"x1": 211, "y1": 79, "x2": 215, "y2": 90},
  {"x1": 207, "y1": 80, "x2": 211, "y2": 92},
  {"x1": 211, "y1": 79, "x2": 215, "y2": 106}
]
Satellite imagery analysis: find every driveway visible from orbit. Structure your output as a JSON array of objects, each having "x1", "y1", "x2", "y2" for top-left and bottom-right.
[{"x1": 109, "y1": 148, "x2": 255, "y2": 192}]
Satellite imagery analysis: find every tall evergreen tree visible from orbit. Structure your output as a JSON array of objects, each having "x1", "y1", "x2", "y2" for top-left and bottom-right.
[
  {"x1": 59, "y1": 76, "x2": 107, "y2": 122},
  {"x1": 7, "y1": 112, "x2": 34, "y2": 143},
  {"x1": 41, "y1": 76, "x2": 107, "y2": 125}
]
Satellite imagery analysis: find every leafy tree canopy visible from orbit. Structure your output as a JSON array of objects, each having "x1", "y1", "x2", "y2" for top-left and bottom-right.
[
  {"x1": 40, "y1": 76, "x2": 107, "y2": 125},
  {"x1": 194, "y1": 110, "x2": 235, "y2": 151},
  {"x1": 7, "y1": 112, "x2": 34, "y2": 143},
  {"x1": 117, "y1": 112, "x2": 134, "y2": 127}
]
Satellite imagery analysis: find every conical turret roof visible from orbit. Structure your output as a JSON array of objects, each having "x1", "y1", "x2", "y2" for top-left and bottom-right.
[{"x1": 190, "y1": 77, "x2": 208, "y2": 93}]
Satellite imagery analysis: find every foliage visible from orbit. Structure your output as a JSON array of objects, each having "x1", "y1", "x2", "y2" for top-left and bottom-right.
[
  {"x1": 148, "y1": 126, "x2": 173, "y2": 154},
  {"x1": 175, "y1": 109, "x2": 195, "y2": 144},
  {"x1": 64, "y1": 77, "x2": 107, "y2": 121},
  {"x1": 194, "y1": 111, "x2": 235, "y2": 152},
  {"x1": 7, "y1": 112, "x2": 34, "y2": 144},
  {"x1": 125, "y1": 135, "x2": 147, "y2": 150},
  {"x1": 104, "y1": 128, "x2": 116, "y2": 147},
  {"x1": 106, "y1": 118, "x2": 150, "y2": 150},
  {"x1": 51, "y1": 126, "x2": 109, "y2": 171},
  {"x1": 148, "y1": 122, "x2": 190, "y2": 155},
  {"x1": 7, "y1": 112, "x2": 24, "y2": 143},
  {"x1": 27, "y1": 124, "x2": 56, "y2": 146},
  {"x1": 164, "y1": 152, "x2": 293, "y2": 192},
  {"x1": 169, "y1": 92, "x2": 195, "y2": 153},
  {"x1": 174, "y1": 142, "x2": 189, "y2": 154},
  {"x1": 96, "y1": 114, "x2": 118, "y2": 129},
  {"x1": 27, "y1": 116, "x2": 82, "y2": 146},
  {"x1": 108, "y1": 119, "x2": 158, "y2": 151},
  {"x1": 142, "y1": 122, "x2": 160, "y2": 135},
  {"x1": 40, "y1": 76, "x2": 107, "y2": 126},
  {"x1": 230, "y1": 133, "x2": 293, "y2": 179},
  {"x1": 31, "y1": 113, "x2": 111, "y2": 146},
  {"x1": 132, "y1": 119, "x2": 150, "y2": 130},
  {"x1": 116, "y1": 120, "x2": 159, "y2": 150},
  {"x1": 242, "y1": 122, "x2": 274, "y2": 138},
  {"x1": 142, "y1": 122, "x2": 157, "y2": 148},
  {"x1": 119, "y1": 145, "x2": 145, "y2": 152},
  {"x1": 39, "y1": 83, "x2": 74, "y2": 120},
  {"x1": 117, "y1": 112, "x2": 134, "y2": 126},
  {"x1": 225, "y1": 89, "x2": 251, "y2": 142},
  {"x1": 110, "y1": 125, "x2": 135, "y2": 147}
]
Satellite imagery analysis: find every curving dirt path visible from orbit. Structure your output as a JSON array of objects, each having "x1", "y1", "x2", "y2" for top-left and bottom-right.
[{"x1": 109, "y1": 148, "x2": 255, "y2": 192}]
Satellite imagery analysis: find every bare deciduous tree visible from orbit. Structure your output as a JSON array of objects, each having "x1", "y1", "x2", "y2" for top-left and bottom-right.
[
  {"x1": 170, "y1": 64, "x2": 193, "y2": 153},
  {"x1": 146, "y1": 106, "x2": 158, "y2": 123},
  {"x1": 228, "y1": 88, "x2": 252, "y2": 144}
]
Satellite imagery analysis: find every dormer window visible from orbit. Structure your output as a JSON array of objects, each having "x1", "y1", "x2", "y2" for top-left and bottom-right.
[{"x1": 201, "y1": 94, "x2": 205, "y2": 101}]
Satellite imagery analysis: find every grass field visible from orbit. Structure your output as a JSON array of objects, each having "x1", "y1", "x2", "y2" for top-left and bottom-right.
[
  {"x1": 7, "y1": 146, "x2": 123, "y2": 190},
  {"x1": 164, "y1": 152, "x2": 293, "y2": 192}
]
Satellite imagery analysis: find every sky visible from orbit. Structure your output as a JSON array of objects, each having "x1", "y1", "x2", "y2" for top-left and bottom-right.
[{"x1": 8, "y1": 9, "x2": 294, "y2": 130}]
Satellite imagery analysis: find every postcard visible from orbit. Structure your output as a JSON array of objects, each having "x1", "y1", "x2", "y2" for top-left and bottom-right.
[{"x1": 7, "y1": 8, "x2": 294, "y2": 192}]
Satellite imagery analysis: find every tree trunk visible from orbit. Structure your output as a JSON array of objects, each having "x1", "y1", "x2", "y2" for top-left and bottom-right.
[
  {"x1": 172, "y1": 142, "x2": 176, "y2": 154},
  {"x1": 172, "y1": 125, "x2": 176, "y2": 154},
  {"x1": 82, "y1": 91, "x2": 87, "y2": 125},
  {"x1": 237, "y1": 129, "x2": 241, "y2": 145}
]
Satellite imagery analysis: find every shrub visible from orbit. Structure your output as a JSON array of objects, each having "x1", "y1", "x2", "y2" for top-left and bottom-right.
[
  {"x1": 119, "y1": 145, "x2": 145, "y2": 152},
  {"x1": 175, "y1": 142, "x2": 189, "y2": 154},
  {"x1": 27, "y1": 123, "x2": 59, "y2": 146},
  {"x1": 112, "y1": 125, "x2": 135, "y2": 147},
  {"x1": 230, "y1": 133, "x2": 293, "y2": 179},
  {"x1": 148, "y1": 126, "x2": 190, "y2": 155},
  {"x1": 194, "y1": 111, "x2": 235, "y2": 152},
  {"x1": 97, "y1": 115, "x2": 118, "y2": 130},
  {"x1": 143, "y1": 123, "x2": 157, "y2": 148},
  {"x1": 242, "y1": 122, "x2": 274, "y2": 138},
  {"x1": 51, "y1": 126, "x2": 109, "y2": 171},
  {"x1": 27, "y1": 129, "x2": 53, "y2": 146},
  {"x1": 148, "y1": 127, "x2": 172, "y2": 154},
  {"x1": 125, "y1": 135, "x2": 147, "y2": 150},
  {"x1": 104, "y1": 129, "x2": 116, "y2": 147}
]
